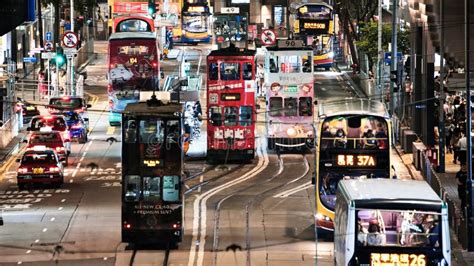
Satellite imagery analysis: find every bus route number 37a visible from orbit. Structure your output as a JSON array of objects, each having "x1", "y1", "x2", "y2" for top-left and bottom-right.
[
  {"x1": 336, "y1": 154, "x2": 376, "y2": 167},
  {"x1": 371, "y1": 253, "x2": 426, "y2": 266}
]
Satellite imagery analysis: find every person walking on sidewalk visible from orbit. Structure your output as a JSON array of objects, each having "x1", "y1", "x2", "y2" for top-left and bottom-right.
[
  {"x1": 455, "y1": 132, "x2": 467, "y2": 164},
  {"x1": 456, "y1": 164, "x2": 468, "y2": 213}
]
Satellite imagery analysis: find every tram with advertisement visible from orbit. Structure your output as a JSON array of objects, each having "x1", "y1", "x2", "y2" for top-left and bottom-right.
[
  {"x1": 206, "y1": 44, "x2": 257, "y2": 163},
  {"x1": 113, "y1": 14, "x2": 154, "y2": 33},
  {"x1": 292, "y1": 3, "x2": 335, "y2": 70},
  {"x1": 315, "y1": 99, "x2": 393, "y2": 231},
  {"x1": 179, "y1": 1, "x2": 211, "y2": 43},
  {"x1": 264, "y1": 40, "x2": 315, "y2": 150},
  {"x1": 335, "y1": 179, "x2": 451, "y2": 265},
  {"x1": 107, "y1": 31, "x2": 159, "y2": 126},
  {"x1": 121, "y1": 97, "x2": 184, "y2": 245}
]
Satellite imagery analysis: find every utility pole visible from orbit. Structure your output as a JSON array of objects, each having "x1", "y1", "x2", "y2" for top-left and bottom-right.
[
  {"x1": 465, "y1": 0, "x2": 474, "y2": 252},
  {"x1": 438, "y1": 0, "x2": 445, "y2": 173},
  {"x1": 70, "y1": 0, "x2": 75, "y2": 95},
  {"x1": 377, "y1": 0, "x2": 383, "y2": 101},
  {"x1": 389, "y1": 0, "x2": 398, "y2": 116}
]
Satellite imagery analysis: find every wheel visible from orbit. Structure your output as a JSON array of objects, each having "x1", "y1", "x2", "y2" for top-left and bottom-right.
[
  {"x1": 78, "y1": 133, "x2": 86, "y2": 144},
  {"x1": 18, "y1": 184, "x2": 26, "y2": 190}
]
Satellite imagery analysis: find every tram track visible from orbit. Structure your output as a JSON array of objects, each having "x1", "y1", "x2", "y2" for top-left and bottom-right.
[
  {"x1": 184, "y1": 164, "x2": 246, "y2": 194},
  {"x1": 210, "y1": 154, "x2": 312, "y2": 265},
  {"x1": 126, "y1": 243, "x2": 171, "y2": 266}
]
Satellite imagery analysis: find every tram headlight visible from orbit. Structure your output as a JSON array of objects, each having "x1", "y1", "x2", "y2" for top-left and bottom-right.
[
  {"x1": 287, "y1": 127, "x2": 297, "y2": 137},
  {"x1": 328, "y1": 52, "x2": 335, "y2": 58},
  {"x1": 316, "y1": 213, "x2": 331, "y2": 221},
  {"x1": 133, "y1": 90, "x2": 140, "y2": 97},
  {"x1": 307, "y1": 130, "x2": 313, "y2": 137}
]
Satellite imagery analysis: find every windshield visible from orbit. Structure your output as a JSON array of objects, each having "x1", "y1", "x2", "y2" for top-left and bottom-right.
[
  {"x1": 30, "y1": 117, "x2": 67, "y2": 131},
  {"x1": 124, "y1": 175, "x2": 180, "y2": 203},
  {"x1": 116, "y1": 19, "x2": 151, "y2": 32},
  {"x1": 183, "y1": 15, "x2": 208, "y2": 33},
  {"x1": 30, "y1": 133, "x2": 61, "y2": 144},
  {"x1": 50, "y1": 98, "x2": 83, "y2": 109},
  {"x1": 22, "y1": 152, "x2": 56, "y2": 164},
  {"x1": 356, "y1": 209, "x2": 442, "y2": 248}
]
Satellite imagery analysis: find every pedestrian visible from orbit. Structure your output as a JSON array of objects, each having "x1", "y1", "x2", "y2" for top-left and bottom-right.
[
  {"x1": 456, "y1": 132, "x2": 467, "y2": 165},
  {"x1": 256, "y1": 64, "x2": 264, "y2": 97},
  {"x1": 456, "y1": 164, "x2": 468, "y2": 212},
  {"x1": 445, "y1": 114, "x2": 455, "y2": 153}
]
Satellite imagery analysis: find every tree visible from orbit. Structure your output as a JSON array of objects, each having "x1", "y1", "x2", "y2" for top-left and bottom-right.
[
  {"x1": 335, "y1": 0, "x2": 379, "y2": 67},
  {"x1": 356, "y1": 21, "x2": 410, "y2": 69}
]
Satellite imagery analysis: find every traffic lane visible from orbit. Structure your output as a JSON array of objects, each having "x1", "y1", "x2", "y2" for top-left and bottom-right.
[
  {"x1": 314, "y1": 71, "x2": 357, "y2": 103},
  {"x1": 205, "y1": 154, "x2": 311, "y2": 265}
]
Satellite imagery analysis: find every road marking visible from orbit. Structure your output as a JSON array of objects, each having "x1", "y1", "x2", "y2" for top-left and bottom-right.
[
  {"x1": 58, "y1": 207, "x2": 63, "y2": 210},
  {"x1": 188, "y1": 138, "x2": 269, "y2": 266},
  {"x1": 26, "y1": 250, "x2": 31, "y2": 254},
  {"x1": 61, "y1": 199, "x2": 66, "y2": 203},
  {"x1": 197, "y1": 175, "x2": 203, "y2": 193},
  {"x1": 273, "y1": 181, "x2": 312, "y2": 198},
  {"x1": 42, "y1": 228, "x2": 47, "y2": 232},
  {"x1": 71, "y1": 163, "x2": 81, "y2": 178},
  {"x1": 50, "y1": 217, "x2": 55, "y2": 222},
  {"x1": 106, "y1": 127, "x2": 115, "y2": 135}
]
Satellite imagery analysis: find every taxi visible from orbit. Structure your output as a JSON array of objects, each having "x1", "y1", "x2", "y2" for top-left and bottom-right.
[
  {"x1": 62, "y1": 111, "x2": 89, "y2": 143},
  {"x1": 25, "y1": 130, "x2": 69, "y2": 165},
  {"x1": 22, "y1": 103, "x2": 40, "y2": 124},
  {"x1": 27, "y1": 115, "x2": 71, "y2": 155},
  {"x1": 16, "y1": 148, "x2": 64, "y2": 190},
  {"x1": 48, "y1": 96, "x2": 91, "y2": 119}
]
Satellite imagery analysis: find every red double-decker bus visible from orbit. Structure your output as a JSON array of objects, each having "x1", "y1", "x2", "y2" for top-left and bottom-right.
[{"x1": 206, "y1": 44, "x2": 257, "y2": 163}]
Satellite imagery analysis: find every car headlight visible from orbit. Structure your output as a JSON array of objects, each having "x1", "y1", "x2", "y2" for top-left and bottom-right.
[
  {"x1": 328, "y1": 52, "x2": 335, "y2": 58},
  {"x1": 287, "y1": 127, "x2": 297, "y2": 137},
  {"x1": 134, "y1": 90, "x2": 140, "y2": 97}
]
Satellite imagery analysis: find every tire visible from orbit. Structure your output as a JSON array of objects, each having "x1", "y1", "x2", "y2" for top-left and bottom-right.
[
  {"x1": 63, "y1": 157, "x2": 68, "y2": 167},
  {"x1": 79, "y1": 133, "x2": 86, "y2": 144},
  {"x1": 18, "y1": 184, "x2": 26, "y2": 190}
]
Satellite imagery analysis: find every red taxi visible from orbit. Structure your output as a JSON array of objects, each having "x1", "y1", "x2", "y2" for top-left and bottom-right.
[
  {"x1": 16, "y1": 148, "x2": 64, "y2": 190},
  {"x1": 27, "y1": 115, "x2": 71, "y2": 155},
  {"x1": 25, "y1": 131, "x2": 69, "y2": 165}
]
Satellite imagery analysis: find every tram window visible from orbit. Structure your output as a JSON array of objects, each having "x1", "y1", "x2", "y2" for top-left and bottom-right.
[
  {"x1": 143, "y1": 176, "x2": 161, "y2": 201},
  {"x1": 209, "y1": 106, "x2": 222, "y2": 126},
  {"x1": 224, "y1": 107, "x2": 238, "y2": 126},
  {"x1": 124, "y1": 175, "x2": 140, "y2": 202},
  {"x1": 163, "y1": 175, "x2": 180, "y2": 202},
  {"x1": 302, "y1": 56, "x2": 312, "y2": 73},
  {"x1": 239, "y1": 106, "x2": 252, "y2": 126},
  {"x1": 220, "y1": 63, "x2": 240, "y2": 80},
  {"x1": 299, "y1": 97, "x2": 313, "y2": 116},
  {"x1": 269, "y1": 57, "x2": 278, "y2": 73},
  {"x1": 269, "y1": 97, "x2": 283, "y2": 117},
  {"x1": 243, "y1": 63, "x2": 253, "y2": 80},
  {"x1": 139, "y1": 119, "x2": 165, "y2": 143},
  {"x1": 284, "y1": 98, "x2": 298, "y2": 116},
  {"x1": 279, "y1": 55, "x2": 301, "y2": 73},
  {"x1": 166, "y1": 120, "x2": 180, "y2": 144},
  {"x1": 209, "y1": 62, "x2": 218, "y2": 80},
  {"x1": 125, "y1": 119, "x2": 137, "y2": 143}
]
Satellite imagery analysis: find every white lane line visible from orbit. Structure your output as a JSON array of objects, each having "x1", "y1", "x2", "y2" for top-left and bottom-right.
[
  {"x1": 58, "y1": 207, "x2": 63, "y2": 211},
  {"x1": 26, "y1": 250, "x2": 31, "y2": 254},
  {"x1": 71, "y1": 163, "x2": 81, "y2": 178},
  {"x1": 273, "y1": 181, "x2": 312, "y2": 198},
  {"x1": 197, "y1": 175, "x2": 203, "y2": 193},
  {"x1": 61, "y1": 199, "x2": 66, "y2": 203},
  {"x1": 188, "y1": 138, "x2": 269, "y2": 266},
  {"x1": 42, "y1": 228, "x2": 47, "y2": 232},
  {"x1": 50, "y1": 217, "x2": 55, "y2": 222},
  {"x1": 35, "y1": 239, "x2": 39, "y2": 243}
]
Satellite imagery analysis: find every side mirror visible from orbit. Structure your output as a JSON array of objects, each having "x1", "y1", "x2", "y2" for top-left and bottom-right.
[
  {"x1": 311, "y1": 176, "x2": 316, "y2": 185},
  {"x1": 0, "y1": 217, "x2": 3, "y2": 226},
  {"x1": 60, "y1": 158, "x2": 66, "y2": 162},
  {"x1": 16, "y1": 158, "x2": 21, "y2": 163},
  {"x1": 22, "y1": 139, "x2": 28, "y2": 143},
  {"x1": 255, "y1": 104, "x2": 261, "y2": 110},
  {"x1": 64, "y1": 139, "x2": 71, "y2": 143},
  {"x1": 84, "y1": 118, "x2": 89, "y2": 122},
  {"x1": 26, "y1": 127, "x2": 31, "y2": 131},
  {"x1": 313, "y1": 100, "x2": 318, "y2": 105},
  {"x1": 87, "y1": 104, "x2": 92, "y2": 108}
]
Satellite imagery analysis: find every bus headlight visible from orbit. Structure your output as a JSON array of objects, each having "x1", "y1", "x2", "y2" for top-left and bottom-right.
[
  {"x1": 133, "y1": 90, "x2": 140, "y2": 97},
  {"x1": 287, "y1": 127, "x2": 297, "y2": 137},
  {"x1": 328, "y1": 52, "x2": 335, "y2": 58},
  {"x1": 316, "y1": 213, "x2": 331, "y2": 221}
]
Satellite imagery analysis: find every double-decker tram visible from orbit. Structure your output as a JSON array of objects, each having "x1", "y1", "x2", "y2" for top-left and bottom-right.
[
  {"x1": 335, "y1": 179, "x2": 451, "y2": 265},
  {"x1": 181, "y1": 0, "x2": 211, "y2": 43},
  {"x1": 264, "y1": 40, "x2": 315, "y2": 150},
  {"x1": 315, "y1": 100, "x2": 392, "y2": 231},
  {"x1": 107, "y1": 0, "x2": 157, "y2": 34},
  {"x1": 206, "y1": 44, "x2": 256, "y2": 163},
  {"x1": 121, "y1": 98, "x2": 184, "y2": 245},
  {"x1": 292, "y1": 3, "x2": 335, "y2": 70},
  {"x1": 107, "y1": 32, "x2": 159, "y2": 126}
]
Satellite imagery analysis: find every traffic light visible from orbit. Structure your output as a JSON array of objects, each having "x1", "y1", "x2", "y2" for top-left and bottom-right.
[
  {"x1": 147, "y1": 0, "x2": 156, "y2": 16},
  {"x1": 390, "y1": 70, "x2": 399, "y2": 92},
  {"x1": 54, "y1": 46, "x2": 66, "y2": 67}
]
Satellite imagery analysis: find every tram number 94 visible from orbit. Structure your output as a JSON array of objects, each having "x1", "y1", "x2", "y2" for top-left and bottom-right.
[{"x1": 370, "y1": 253, "x2": 426, "y2": 266}]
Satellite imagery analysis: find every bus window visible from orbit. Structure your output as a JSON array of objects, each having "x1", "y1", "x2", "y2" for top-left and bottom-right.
[
  {"x1": 139, "y1": 119, "x2": 164, "y2": 143},
  {"x1": 143, "y1": 176, "x2": 160, "y2": 201},
  {"x1": 163, "y1": 175, "x2": 180, "y2": 202},
  {"x1": 284, "y1": 97, "x2": 298, "y2": 116},
  {"x1": 269, "y1": 97, "x2": 283, "y2": 117},
  {"x1": 117, "y1": 45, "x2": 149, "y2": 55},
  {"x1": 209, "y1": 62, "x2": 218, "y2": 80},
  {"x1": 220, "y1": 63, "x2": 240, "y2": 80},
  {"x1": 124, "y1": 175, "x2": 140, "y2": 202},
  {"x1": 279, "y1": 55, "x2": 301, "y2": 73},
  {"x1": 125, "y1": 119, "x2": 137, "y2": 143},
  {"x1": 243, "y1": 62, "x2": 253, "y2": 80},
  {"x1": 239, "y1": 106, "x2": 252, "y2": 126},
  {"x1": 224, "y1": 107, "x2": 238, "y2": 126},
  {"x1": 209, "y1": 106, "x2": 222, "y2": 126},
  {"x1": 299, "y1": 97, "x2": 312, "y2": 116}
]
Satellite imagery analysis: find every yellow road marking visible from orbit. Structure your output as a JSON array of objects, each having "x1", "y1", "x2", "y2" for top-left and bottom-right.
[{"x1": 106, "y1": 126, "x2": 115, "y2": 135}]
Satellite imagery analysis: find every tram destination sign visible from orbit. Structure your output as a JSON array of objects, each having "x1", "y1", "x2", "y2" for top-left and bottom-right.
[
  {"x1": 335, "y1": 154, "x2": 376, "y2": 167},
  {"x1": 277, "y1": 40, "x2": 305, "y2": 48}
]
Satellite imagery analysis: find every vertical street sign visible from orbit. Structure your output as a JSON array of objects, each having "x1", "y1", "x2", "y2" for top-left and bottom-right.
[{"x1": 46, "y1": 32, "x2": 52, "y2": 41}]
